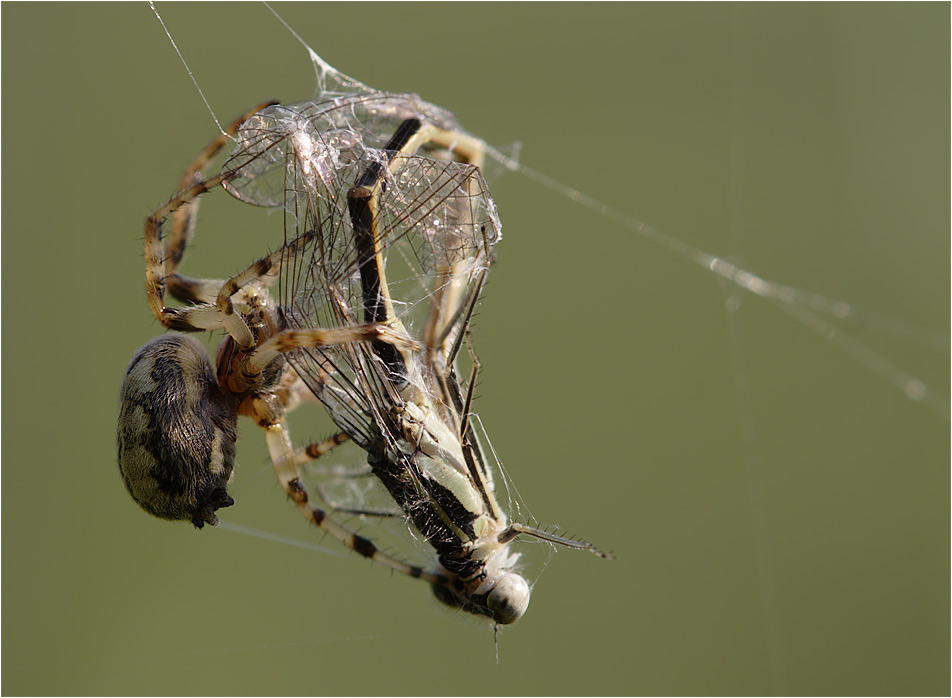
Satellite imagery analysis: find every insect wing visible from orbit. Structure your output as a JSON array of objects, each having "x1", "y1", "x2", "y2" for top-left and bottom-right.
[
  {"x1": 289, "y1": 152, "x2": 501, "y2": 448},
  {"x1": 221, "y1": 97, "x2": 503, "y2": 452},
  {"x1": 220, "y1": 95, "x2": 464, "y2": 209}
]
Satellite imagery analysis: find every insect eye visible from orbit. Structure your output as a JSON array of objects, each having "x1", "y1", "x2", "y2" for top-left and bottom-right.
[{"x1": 485, "y1": 573, "x2": 531, "y2": 625}]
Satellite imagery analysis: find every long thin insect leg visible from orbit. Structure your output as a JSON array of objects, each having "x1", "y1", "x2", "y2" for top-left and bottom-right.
[
  {"x1": 346, "y1": 119, "x2": 485, "y2": 377},
  {"x1": 498, "y1": 522, "x2": 614, "y2": 559},
  {"x1": 290, "y1": 432, "x2": 351, "y2": 467},
  {"x1": 291, "y1": 433, "x2": 403, "y2": 518}
]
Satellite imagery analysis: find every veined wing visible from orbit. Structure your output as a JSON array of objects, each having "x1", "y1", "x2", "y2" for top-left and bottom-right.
[
  {"x1": 221, "y1": 94, "x2": 465, "y2": 209},
  {"x1": 220, "y1": 97, "x2": 502, "y2": 453}
]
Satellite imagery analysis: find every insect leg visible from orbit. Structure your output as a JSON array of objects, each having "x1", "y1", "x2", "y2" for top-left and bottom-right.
[
  {"x1": 498, "y1": 522, "x2": 614, "y2": 559},
  {"x1": 292, "y1": 433, "x2": 403, "y2": 518},
  {"x1": 249, "y1": 396, "x2": 444, "y2": 583},
  {"x1": 419, "y1": 172, "x2": 493, "y2": 355},
  {"x1": 291, "y1": 431, "x2": 351, "y2": 467},
  {"x1": 347, "y1": 119, "x2": 484, "y2": 376}
]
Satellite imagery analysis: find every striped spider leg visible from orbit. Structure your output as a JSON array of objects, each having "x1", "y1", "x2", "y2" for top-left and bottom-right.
[
  {"x1": 145, "y1": 100, "x2": 278, "y2": 312},
  {"x1": 231, "y1": 94, "x2": 611, "y2": 624}
]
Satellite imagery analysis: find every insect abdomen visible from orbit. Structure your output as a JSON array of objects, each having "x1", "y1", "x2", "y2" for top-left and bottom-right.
[{"x1": 117, "y1": 334, "x2": 238, "y2": 528}]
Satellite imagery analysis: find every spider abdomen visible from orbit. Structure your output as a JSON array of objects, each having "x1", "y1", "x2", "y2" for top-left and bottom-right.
[{"x1": 117, "y1": 334, "x2": 238, "y2": 528}]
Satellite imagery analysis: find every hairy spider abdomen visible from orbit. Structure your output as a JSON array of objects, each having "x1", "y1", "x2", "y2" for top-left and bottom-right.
[{"x1": 118, "y1": 334, "x2": 239, "y2": 528}]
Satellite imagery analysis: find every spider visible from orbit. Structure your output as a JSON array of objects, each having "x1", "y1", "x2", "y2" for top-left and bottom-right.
[
  {"x1": 119, "y1": 78, "x2": 608, "y2": 624},
  {"x1": 116, "y1": 97, "x2": 510, "y2": 594},
  {"x1": 116, "y1": 99, "x2": 428, "y2": 524}
]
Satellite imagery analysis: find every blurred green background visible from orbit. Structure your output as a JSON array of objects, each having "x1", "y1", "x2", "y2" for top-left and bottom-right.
[{"x1": 2, "y1": 3, "x2": 948, "y2": 695}]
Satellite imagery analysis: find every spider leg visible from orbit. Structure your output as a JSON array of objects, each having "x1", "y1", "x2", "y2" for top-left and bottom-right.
[
  {"x1": 145, "y1": 101, "x2": 278, "y2": 324},
  {"x1": 158, "y1": 230, "x2": 317, "y2": 346},
  {"x1": 165, "y1": 276, "x2": 225, "y2": 305},
  {"x1": 225, "y1": 323, "x2": 420, "y2": 395},
  {"x1": 166, "y1": 101, "x2": 277, "y2": 275}
]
